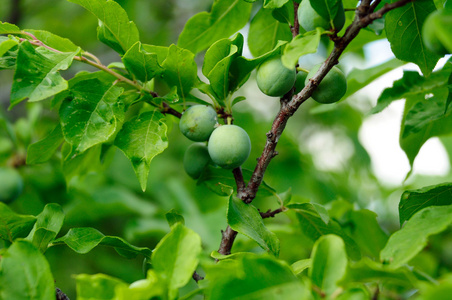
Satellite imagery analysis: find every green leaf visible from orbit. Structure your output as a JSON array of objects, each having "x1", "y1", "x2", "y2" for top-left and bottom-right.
[
  {"x1": 380, "y1": 204, "x2": 452, "y2": 268},
  {"x1": 76, "y1": 273, "x2": 128, "y2": 300},
  {"x1": 248, "y1": 6, "x2": 292, "y2": 57},
  {"x1": 264, "y1": 0, "x2": 289, "y2": 9},
  {"x1": 0, "y1": 37, "x2": 18, "y2": 70},
  {"x1": 372, "y1": 69, "x2": 450, "y2": 114},
  {"x1": 309, "y1": 235, "x2": 348, "y2": 297},
  {"x1": 291, "y1": 258, "x2": 311, "y2": 275},
  {"x1": 68, "y1": 0, "x2": 139, "y2": 55},
  {"x1": 177, "y1": 0, "x2": 252, "y2": 54},
  {"x1": 282, "y1": 29, "x2": 322, "y2": 69},
  {"x1": 161, "y1": 44, "x2": 197, "y2": 102},
  {"x1": 227, "y1": 196, "x2": 280, "y2": 256},
  {"x1": 203, "y1": 34, "x2": 243, "y2": 101},
  {"x1": 151, "y1": 223, "x2": 202, "y2": 300},
  {"x1": 53, "y1": 227, "x2": 152, "y2": 258},
  {"x1": 61, "y1": 144, "x2": 105, "y2": 183},
  {"x1": 114, "y1": 110, "x2": 169, "y2": 191},
  {"x1": 288, "y1": 203, "x2": 361, "y2": 260},
  {"x1": 122, "y1": 42, "x2": 164, "y2": 82},
  {"x1": 399, "y1": 182, "x2": 452, "y2": 226},
  {"x1": 25, "y1": 29, "x2": 79, "y2": 52},
  {"x1": 340, "y1": 257, "x2": 417, "y2": 288},
  {"x1": 345, "y1": 58, "x2": 406, "y2": 99},
  {"x1": 26, "y1": 124, "x2": 64, "y2": 164},
  {"x1": 208, "y1": 255, "x2": 310, "y2": 300},
  {"x1": 25, "y1": 203, "x2": 65, "y2": 253},
  {"x1": 0, "y1": 240, "x2": 55, "y2": 300},
  {"x1": 10, "y1": 41, "x2": 79, "y2": 108},
  {"x1": 309, "y1": 0, "x2": 341, "y2": 22},
  {"x1": 385, "y1": 0, "x2": 440, "y2": 76},
  {"x1": 165, "y1": 209, "x2": 185, "y2": 227},
  {"x1": 0, "y1": 203, "x2": 36, "y2": 242},
  {"x1": 400, "y1": 86, "x2": 452, "y2": 166},
  {"x1": 272, "y1": 2, "x2": 295, "y2": 25},
  {"x1": 59, "y1": 79, "x2": 125, "y2": 155},
  {"x1": 0, "y1": 22, "x2": 21, "y2": 34}
]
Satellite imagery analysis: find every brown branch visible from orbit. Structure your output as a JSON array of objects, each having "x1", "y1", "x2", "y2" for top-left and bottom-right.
[
  {"x1": 216, "y1": 0, "x2": 413, "y2": 257},
  {"x1": 192, "y1": 271, "x2": 204, "y2": 283},
  {"x1": 56, "y1": 287, "x2": 70, "y2": 300},
  {"x1": 291, "y1": 2, "x2": 300, "y2": 38},
  {"x1": 259, "y1": 208, "x2": 284, "y2": 219}
]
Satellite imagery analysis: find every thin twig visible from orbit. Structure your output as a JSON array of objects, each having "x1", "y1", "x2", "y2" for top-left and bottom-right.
[
  {"x1": 259, "y1": 208, "x2": 284, "y2": 219},
  {"x1": 192, "y1": 271, "x2": 204, "y2": 283}
]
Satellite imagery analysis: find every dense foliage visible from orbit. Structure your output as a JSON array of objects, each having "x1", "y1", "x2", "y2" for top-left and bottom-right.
[{"x1": 1, "y1": 0, "x2": 452, "y2": 299}]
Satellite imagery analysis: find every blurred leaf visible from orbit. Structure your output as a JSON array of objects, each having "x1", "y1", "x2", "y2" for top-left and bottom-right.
[
  {"x1": 114, "y1": 110, "x2": 168, "y2": 191},
  {"x1": 0, "y1": 22, "x2": 21, "y2": 34},
  {"x1": 10, "y1": 41, "x2": 79, "y2": 108},
  {"x1": 248, "y1": 7, "x2": 292, "y2": 57},
  {"x1": 0, "y1": 240, "x2": 54, "y2": 300},
  {"x1": 310, "y1": 235, "x2": 347, "y2": 297},
  {"x1": 53, "y1": 227, "x2": 152, "y2": 258},
  {"x1": 165, "y1": 209, "x2": 185, "y2": 227},
  {"x1": 151, "y1": 223, "x2": 202, "y2": 300},
  {"x1": 208, "y1": 255, "x2": 310, "y2": 300},
  {"x1": 75, "y1": 273, "x2": 128, "y2": 300},
  {"x1": 227, "y1": 195, "x2": 280, "y2": 256},
  {"x1": 59, "y1": 79, "x2": 125, "y2": 155},
  {"x1": 340, "y1": 257, "x2": 416, "y2": 288},
  {"x1": 177, "y1": 0, "x2": 252, "y2": 54},
  {"x1": 0, "y1": 37, "x2": 18, "y2": 70},
  {"x1": 161, "y1": 44, "x2": 197, "y2": 102},
  {"x1": 289, "y1": 203, "x2": 361, "y2": 260},
  {"x1": 399, "y1": 182, "x2": 452, "y2": 226},
  {"x1": 282, "y1": 29, "x2": 322, "y2": 69},
  {"x1": 61, "y1": 143, "x2": 105, "y2": 183},
  {"x1": 0, "y1": 203, "x2": 36, "y2": 242},
  {"x1": 385, "y1": 0, "x2": 440, "y2": 76},
  {"x1": 68, "y1": 0, "x2": 139, "y2": 55},
  {"x1": 291, "y1": 258, "x2": 311, "y2": 275},
  {"x1": 381, "y1": 205, "x2": 452, "y2": 268},
  {"x1": 345, "y1": 58, "x2": 405, "y2": 98},
  {"x1": 309, "y1": 0, "x2": 341, "y2": 24},
  {"x1": 122, "y1": 41, "x2": 164, "y2": 82},
  {"x1": 264, "y1": 0, "x2": 289, "y2": 8},
  {"x1": 26, "y1": 124, "x2": 64, "y2": 164},
  {"x1": 25, "y1": 203, "x2": 65, "y2": 253}
]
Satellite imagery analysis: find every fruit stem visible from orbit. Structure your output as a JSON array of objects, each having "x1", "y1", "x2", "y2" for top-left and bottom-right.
[{"x1": 296, "y1": 67, "x2": 309, "y2": 73}]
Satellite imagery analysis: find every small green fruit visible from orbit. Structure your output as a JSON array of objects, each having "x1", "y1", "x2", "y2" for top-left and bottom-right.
[
  {"x1": 294, "y1": 71, "x2": 308, "y2": 94},
  {"x1": 298, "y1": 0, "x2": 345, "y2": 32},
  {"x1": 256, "y1": 56, "x2": 296, "y2": 97},
  {"x1": 422, "y1": 9, "x2": 451, "y2": 56},
  {"x1": 0, "y1": 167, "x2": 24, "y2": 203},
  {"x1": 179, "y1": 105, "x2": 218, "y2": 142},
  {"x1": 208, "y1": 125, "x2": 251, "y2": 169},
  {"x1": 183, "y1": 143, "x2": 211, "y2": 179},
  {"x1": 305, "y1": 64, "x2": 347, "y2": 104}
]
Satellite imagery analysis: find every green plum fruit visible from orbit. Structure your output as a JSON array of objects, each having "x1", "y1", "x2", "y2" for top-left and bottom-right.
[
  {"x1": 0, "y1": 167, "x2": 24, "y2": 203},
  {"x1": 294, "y1": 71, "x2": 308, "y2": 93},
  {"x1": 305, "y1": 64, "x2": 347, "y2": 104},
  {"x1": 183, "y1": 143, "x2": 211, "y2": 179},
  {"x1": 298, "y1": 0, "x2": 345, "y2": 32},
  {"x1": 208, "y1": 125, "x2": 251, "y2": 169},
  {"x1": 256, "y1": 56, "x2": 296, "y2": 97},
  {"x1": 179, "y1": 105, "x2": 218, "y2": 142},
  {"x1": 422, "y1": 9, "x2": 451, "y2": 56}
]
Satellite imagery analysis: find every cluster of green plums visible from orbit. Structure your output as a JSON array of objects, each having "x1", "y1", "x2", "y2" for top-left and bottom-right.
[
  {"x1": 256, "y1": 56, "x2": 347, "y2": 104},
  {"x1": 256, "y1": 1, "x2": 347, "y2": 103},
  {"x1": 179, "y1": 105, "x2": 251, "y2": 179}
]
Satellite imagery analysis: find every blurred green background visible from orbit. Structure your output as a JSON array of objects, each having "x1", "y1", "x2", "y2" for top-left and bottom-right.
[{"x1": 1, "y1": 1, "x2": 452, "y2": 299}]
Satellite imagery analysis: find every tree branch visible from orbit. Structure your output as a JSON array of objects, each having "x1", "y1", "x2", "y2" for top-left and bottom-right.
[
  {"x1": 217, "y1": 0, "x2": 413, "y2": 257},
  {"x1": 259, "y1": 208, "x2": 284, "y2": 219}
]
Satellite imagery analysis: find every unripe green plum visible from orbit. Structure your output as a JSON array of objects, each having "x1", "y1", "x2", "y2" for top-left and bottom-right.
[
  {"x1": 298, "y1": 0, "x2": 345, "y2": 32},
  {"x1": 183, "y1": 143, "x2": 211, "y2": 179},
  {"x1": 256, "y1": 56, "x2": 296, "y2": 97},
  {"x1": 305, "y1": 64, "x2": 347, "y2": 104},
  {"x1": 208, "y1": 125, "x2": 251, "y2": 169},
  {"x1": 294, "y1": 71, "x2": 308, "y2": 94},
  {"x1": 422, "y1": 9, "x2": 451, "y2": 56},
  {"x1": 0, "y1": 167, "x2": 24, "y2": 203},
  {"x1": 179, "y1": 105, "x2": 218, "y2": 142}
]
